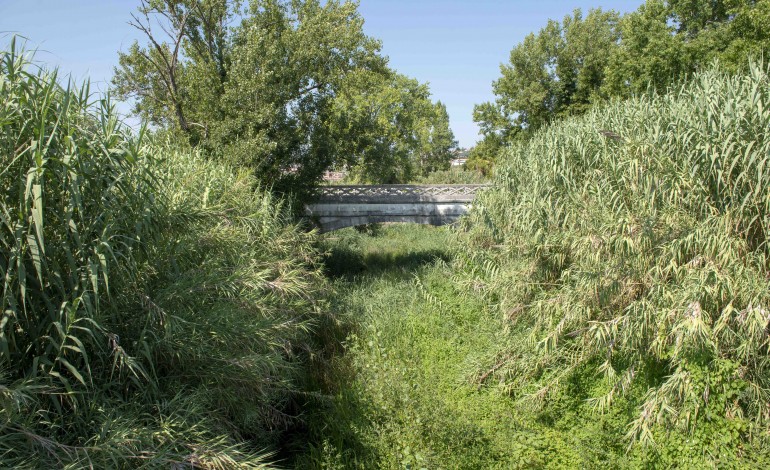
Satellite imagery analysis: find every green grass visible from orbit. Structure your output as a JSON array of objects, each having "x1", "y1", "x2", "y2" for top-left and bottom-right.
[{"x1": 296, "y1": 225, "x2": 634, "y2": 468}]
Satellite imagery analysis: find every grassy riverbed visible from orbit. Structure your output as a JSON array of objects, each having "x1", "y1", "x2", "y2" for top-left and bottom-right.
[{"x1": 294, "y1": 225, "x2": 631, "y2": 469}]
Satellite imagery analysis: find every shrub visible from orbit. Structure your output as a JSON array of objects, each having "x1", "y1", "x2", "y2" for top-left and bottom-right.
[{"x1": 413, "y1": 167, "x2": 490, "y2": 184}]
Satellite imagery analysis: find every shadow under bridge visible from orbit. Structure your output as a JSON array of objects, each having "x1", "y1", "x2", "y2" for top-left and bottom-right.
[{"x1": 305, "y1": 184, "x2": 490, "y2": 233}]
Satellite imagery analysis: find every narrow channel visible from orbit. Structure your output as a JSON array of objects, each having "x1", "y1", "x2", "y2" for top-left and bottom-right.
[{"x1": 287, "y1": 224, "x2": 524, "y2": 468}]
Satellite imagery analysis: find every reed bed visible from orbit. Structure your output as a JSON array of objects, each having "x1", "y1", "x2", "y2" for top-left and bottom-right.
[
  {"x1": 461, "y1": 63, "x2": 770, "y2": 465},
  {"x1": 1, "y1": 40, "x2": 325, "y2": 468}
]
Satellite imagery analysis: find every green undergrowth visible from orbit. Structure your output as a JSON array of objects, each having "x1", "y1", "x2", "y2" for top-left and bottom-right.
[{"x1": 296, "y1": 225, "x2": 639, "y2": 468}]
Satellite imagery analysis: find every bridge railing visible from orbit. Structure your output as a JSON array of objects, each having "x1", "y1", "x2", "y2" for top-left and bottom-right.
[{"x1": 313, "y1": 184, "x2": 491, "y2": 203}]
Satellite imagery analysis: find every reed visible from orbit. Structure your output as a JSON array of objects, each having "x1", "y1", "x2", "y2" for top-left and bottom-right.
[
  {"x1": 1, "y1": 39, "x2": 325, "y2": 468},
  {"x1": 461, "y1": 63, "x2": 770, "y2": 463}
]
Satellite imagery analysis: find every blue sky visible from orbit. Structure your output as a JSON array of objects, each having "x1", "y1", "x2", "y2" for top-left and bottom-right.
[{"x1": 1, "y1": 0, "x2": 643, "y2": 147}]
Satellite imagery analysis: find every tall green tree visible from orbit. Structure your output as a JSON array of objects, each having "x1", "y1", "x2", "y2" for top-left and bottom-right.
[
  {"x1": 719, "y1": 0, "x2": 770, "y2": 70},
  {"x1": 474, "y1": 0, "x2": 769, "y2": 173},
  {"x1": 114, "y1": 0, "x2": 453, "y2": 193},
  {"x1": 602, "y1": 0, "x2": 687, "y2": 97},
  {"x1": 209, "y1": 0, "x2": 386, "y2": 191},
  {"x1": 329, "y1": 69, "x2": 455, "y2": 183},
  {"x1": 113, "y1": 0, "x2": 234, "y2": 142},
  {"x1": 472, "y1": 8, "x2": 620, "y2": 151},
  {"x1": 416, "y1": 101, "x2": 457, "y2": 176},
  {"x1": 603, "y1": 0, "x2": 770, "y2": 96}
]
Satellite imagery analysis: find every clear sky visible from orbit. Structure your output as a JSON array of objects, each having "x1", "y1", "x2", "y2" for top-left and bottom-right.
[{"x1": 1, "y1": 0, "x2": 644, "y2": 147}]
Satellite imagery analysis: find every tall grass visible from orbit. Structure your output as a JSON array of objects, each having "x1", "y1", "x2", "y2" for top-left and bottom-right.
[
  {"x1": 1, "y1": 40, "x2": 326, "y2": 468},
  {"x1": 461, "y1": 63, "x2": 770, "y2": 465}
]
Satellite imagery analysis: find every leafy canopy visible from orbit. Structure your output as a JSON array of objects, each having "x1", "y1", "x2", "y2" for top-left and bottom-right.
[
  {"x1": 113, "y1": 0, "x2": 456, "y2": 193},
  {"x1": 473, "y1": 8, "x2": 620, "y2": 141}
]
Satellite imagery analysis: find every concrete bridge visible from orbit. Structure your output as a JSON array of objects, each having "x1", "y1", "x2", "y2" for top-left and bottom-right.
[{"x1": 305, "y1": 184, "x2": 490, "y2": 232}]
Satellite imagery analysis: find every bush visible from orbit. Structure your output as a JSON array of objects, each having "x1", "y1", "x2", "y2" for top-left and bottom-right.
[{"x1": 412, "y1": 167, "x2": 490, "y2": 184}]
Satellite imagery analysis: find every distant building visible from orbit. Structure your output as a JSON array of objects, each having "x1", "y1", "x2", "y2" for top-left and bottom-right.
[
  {"x1": 450, "y1": 148, "x2": 469, "y2": 167},
  {"x1": 323, "y1": 170, "x2": 346, "y2": 182}
]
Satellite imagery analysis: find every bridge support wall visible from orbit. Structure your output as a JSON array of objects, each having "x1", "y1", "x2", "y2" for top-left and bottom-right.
[{"x1": 304, "y1": 184, "x2": 488, "y2": 233}]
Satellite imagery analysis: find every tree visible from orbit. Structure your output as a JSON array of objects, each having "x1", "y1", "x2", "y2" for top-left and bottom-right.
[
  {"x1": 473, "y1": 8, "x2": 620, "y2": 142},
  {"x1": 603, "y1": 0, "x2": 770, "y2": 96},
  {"x1": 472, "y1": 0, "x2": 770, "y2": 175},
  {"x1": 208, "y1": 0, "x2": 386, "y2": 191},
  {"x1": 113, "y1": 0, "x2": 453, "y2": 193},
  {"x1": 466, "y1": 133, "x2": 504, "y2": 176},
  {"x1": 328, "y1": 69, "x2": 453, "y2": 183},
  {"x1": 719, "y1": 0, "x2": 770, "y2": 71},
  {"x1": 113, "y1": 0, "x2": 234, "y2": 143},
  {"x1": 472, "y1": 8, "x2": 619, "y2": 168},
  {"x1": 602, "y1": 0, "x2": 688, "y2": 97},
  {"x1": 666, "y1": 0, "x2": 736, "y2": 35},
  {"x1": 416, "y1": 101, "x2": 457, "y2": 176}
]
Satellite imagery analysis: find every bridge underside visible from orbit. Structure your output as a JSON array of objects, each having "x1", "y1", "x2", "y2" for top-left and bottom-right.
[{"x1": 307, "y1": 203, "x2": 469, "y2": 233}]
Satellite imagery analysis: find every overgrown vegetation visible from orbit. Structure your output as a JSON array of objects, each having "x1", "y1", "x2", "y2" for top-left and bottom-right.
[
  {"x1": 6, "y1": 0, "x2": 770, "y2": 467},
  {"x1": 461, "y1": 64, "x2": 770, "y2": 466},
  {"x1": 1, "y1": 41, "x2": 327, "y2": 468},
  {"x1": 412, "y1": 167, "x2": 490, "y2": 185},
  {"x1": 297, "y1": 63, "x2": 770, "y2": 469},
  {"x1": 297, "y1": 226, "x2": 636, "y2": 468},
  {"x1": 297, "y1": 225, "x2": 517, "y2": 469}
]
